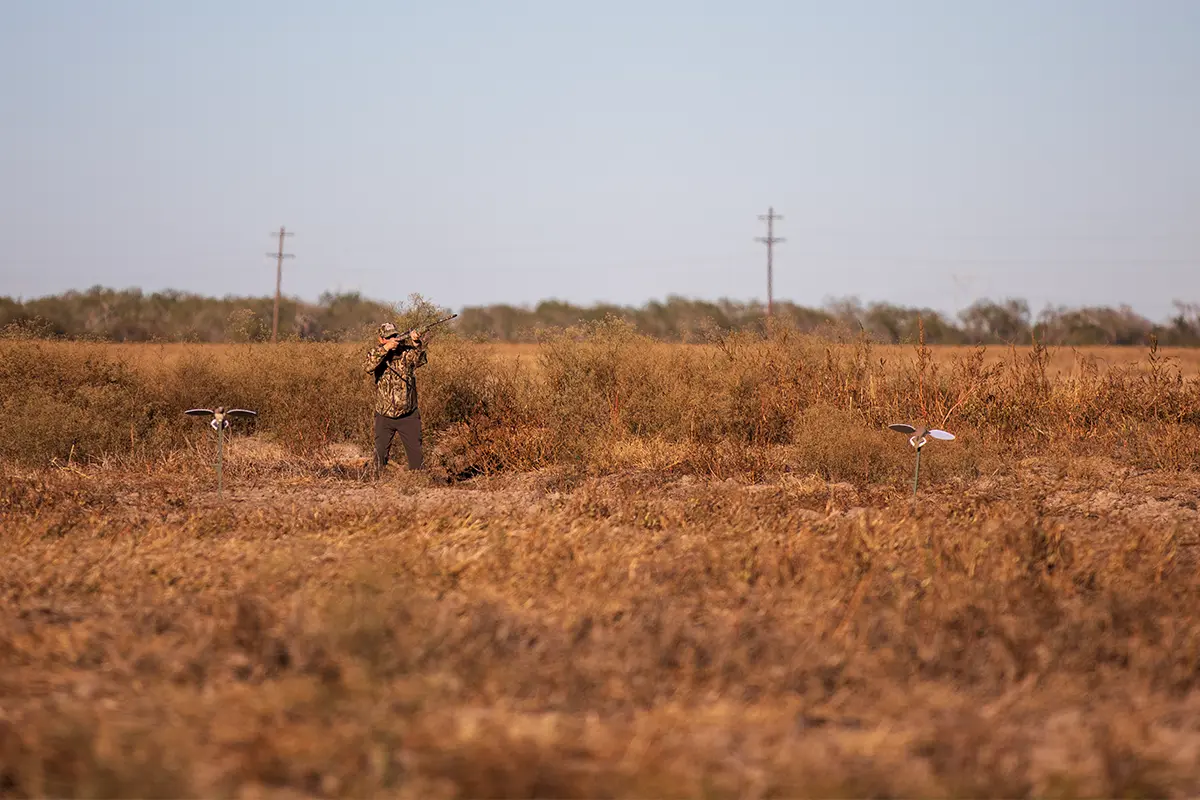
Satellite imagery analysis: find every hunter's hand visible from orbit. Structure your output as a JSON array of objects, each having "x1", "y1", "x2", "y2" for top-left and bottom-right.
[
  {"x1": 409, "y1": 330, "x2": 421, "y2": 345},
  {"x1": 382, "y1": 337, "x2": 401, "y2": 351}
]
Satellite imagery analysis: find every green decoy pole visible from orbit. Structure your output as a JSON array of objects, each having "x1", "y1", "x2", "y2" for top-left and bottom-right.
[
  {"x1": 216, "y1": 422, "x2": 225, "y2": 498},
  {"x1": 184, "y1": 406, "x2": 258, "y2": 498},
  {"x1": 912, "y1": 442, "x2": 921, "y2": 504}
]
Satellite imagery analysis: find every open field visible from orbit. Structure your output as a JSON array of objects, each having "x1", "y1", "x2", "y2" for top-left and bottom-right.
[
  {"x1": 83, "y1": 339, "x2": 1200, "y2": 377},
  {"x1": 4, "y1": 457, "x2": 1200, "y2": 797},
  {"x1": 3, "y1": 325, "x2": 1200, "y2": 796}
]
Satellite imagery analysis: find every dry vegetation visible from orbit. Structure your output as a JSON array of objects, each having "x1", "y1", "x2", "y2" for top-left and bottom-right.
[{"x1": 3, "y1": 320, "x2": 1200, "y2": 797}]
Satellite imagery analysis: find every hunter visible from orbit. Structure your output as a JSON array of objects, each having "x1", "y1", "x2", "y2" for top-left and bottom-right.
[{"x1": 365, "y1": 321, "x2": 427, "y2": 472}]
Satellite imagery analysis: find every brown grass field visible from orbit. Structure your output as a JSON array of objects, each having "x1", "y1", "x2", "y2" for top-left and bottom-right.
[
  {"x1": 97, "y1": 339, "x2": 1200, "y2": 377},
  {"x1": 3, "y1": 323, "x2": 1200, "y2": 797}
]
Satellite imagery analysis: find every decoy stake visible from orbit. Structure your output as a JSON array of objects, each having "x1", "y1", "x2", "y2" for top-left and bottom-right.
[
  {"x1": 887, "y1": 423, "x2": 956, "y2": 507},
  {"x1": 184, "y1": 406, "x2": 258, "y2": 497}
]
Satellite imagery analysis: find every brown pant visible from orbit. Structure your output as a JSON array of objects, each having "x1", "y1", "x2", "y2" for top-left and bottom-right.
[{"x1": 373, "y1": 410, "x2": 423, "y2": 471}]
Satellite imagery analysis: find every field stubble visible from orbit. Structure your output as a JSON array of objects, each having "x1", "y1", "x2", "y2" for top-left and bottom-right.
[{"x1": 3, "y1": 321, "x2": 1200, "y2": 797}]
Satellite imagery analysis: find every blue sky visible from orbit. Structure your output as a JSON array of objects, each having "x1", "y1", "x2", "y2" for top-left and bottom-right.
[{"x1": 1, "y1": 0, "x2": 1197, "y2": 319}]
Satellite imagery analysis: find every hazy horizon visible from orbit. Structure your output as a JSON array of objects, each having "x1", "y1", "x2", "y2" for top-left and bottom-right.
[
  {"x1": 3, "y1": 283, "x2": 1198, "y2": 326},
  {"x1": 2, "y1": 1, "x2": 1197, "y2": 320}
]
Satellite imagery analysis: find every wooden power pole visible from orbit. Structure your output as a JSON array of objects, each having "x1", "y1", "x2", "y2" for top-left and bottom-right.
[
  {"x1": 756, "y1": 207, "x2": 785, "y2": 318},
  {"x1": 267, "y1": 226, "x2": 294, "y2": 344}
]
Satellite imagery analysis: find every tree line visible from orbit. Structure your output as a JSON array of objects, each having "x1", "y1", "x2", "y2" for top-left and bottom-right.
[{"x1": 4, "y1": 285, "x2": 1200, "y2": 346}]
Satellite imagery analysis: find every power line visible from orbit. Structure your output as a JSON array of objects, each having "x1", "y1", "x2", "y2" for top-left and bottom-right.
[
  {"x1": 266, "y1": 226, "x2": 294, "y2": 344},
  {"x1": 756, "y1": 207, "x2": 785, "y2": 318}
]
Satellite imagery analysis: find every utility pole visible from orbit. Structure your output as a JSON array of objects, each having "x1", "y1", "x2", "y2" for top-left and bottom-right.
[
  {"x1": 756, "y1": 207, "x2": 785, "y2": 318},
  {"x1": 267, "y1": 227, "x2": 294, "y2": 344}
]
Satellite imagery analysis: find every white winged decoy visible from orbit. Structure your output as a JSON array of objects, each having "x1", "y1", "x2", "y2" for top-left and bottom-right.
[
  {"x1": 887, "y1": 423, "x2": 955, "y2": 451},
  {"x1": 888, "y1": 422, "x2": 956, "y2": 504},
  {"x1": 184, "y1": 406, "x2": 257, "y2": 497}
]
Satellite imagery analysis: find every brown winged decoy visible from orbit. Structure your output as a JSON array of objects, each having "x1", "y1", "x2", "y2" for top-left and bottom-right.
[
  {"x1": 184, "y1": 406, "x2": 258, "y2": 431},
  {"x1": 888, "y1": 422, "x2": 955, "y2": 451}
]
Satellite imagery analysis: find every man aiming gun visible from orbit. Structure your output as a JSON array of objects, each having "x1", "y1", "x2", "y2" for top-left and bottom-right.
[{"x1": 365, "y1": 321, "x2": 428, "y2": 473}]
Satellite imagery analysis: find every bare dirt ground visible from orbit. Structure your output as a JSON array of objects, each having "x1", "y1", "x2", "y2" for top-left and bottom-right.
[{"x1": 4, "y1": 439, "x2": 1200, "y2": 798}]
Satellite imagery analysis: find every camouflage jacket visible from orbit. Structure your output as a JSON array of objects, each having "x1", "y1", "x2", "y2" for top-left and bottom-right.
[{"x1": 364, "y1": 341, "x2": 428, "y2": 417}]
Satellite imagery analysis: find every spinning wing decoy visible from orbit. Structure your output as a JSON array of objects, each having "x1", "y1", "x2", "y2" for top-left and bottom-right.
[
  {"x1": 183, "y1": 405, "x2": 256, "y2": 498},
  {"x1": 185, "y1": 406, "x2": 257, "y2": 430},
  {"x1": 889, "y1": 422, "x2": 954, "y2": 450},
  {"x1": 209, "y1": 406, "x2": 258, "y2": 430},
  {"x1": 889, "y1": 421, "x2": 957, "y2": 503},
  {"x1": 889, "y1": 422, "x2": 928, "y2": 448}
]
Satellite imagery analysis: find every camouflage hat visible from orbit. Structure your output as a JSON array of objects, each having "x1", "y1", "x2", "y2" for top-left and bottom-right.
[{"x1": 378, "y1": 322, "x2": 400, "y2": 339}]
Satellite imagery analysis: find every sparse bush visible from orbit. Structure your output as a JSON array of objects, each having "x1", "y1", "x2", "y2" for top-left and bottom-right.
[{"x1": 225, "y1": 308, "x2": 267, "y2": 343}]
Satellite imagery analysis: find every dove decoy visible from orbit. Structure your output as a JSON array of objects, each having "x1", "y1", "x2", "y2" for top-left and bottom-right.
[
  {"x1": 888, "y1": 422, "x2": 955, "y2": 451},
  {"x1": 184, "y1": 406, "x2": 257, "y2": 497},
  {"x1": 888, "y1": 422, "x2": 956, "y2": 504},
  {"x1": 184, "y1": 406, "x2": 258, "y2": 431}
]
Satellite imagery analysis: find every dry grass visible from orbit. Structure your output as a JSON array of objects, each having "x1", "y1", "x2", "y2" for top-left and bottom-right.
[
  {"x1": 5, "y1": 320, "x2": 1200, "y2": 474},
  {"x1": 91, "y1": 339, "x2": 1200, "y2": 377},
  {"x1": 3, "y1": 322, "x2": 1200, "y2": 797}
]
